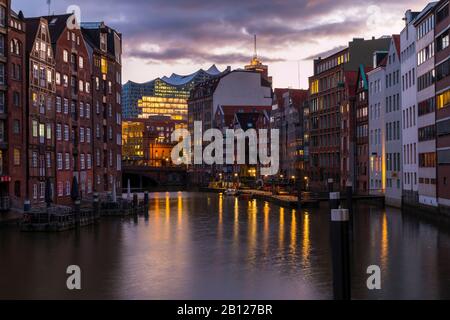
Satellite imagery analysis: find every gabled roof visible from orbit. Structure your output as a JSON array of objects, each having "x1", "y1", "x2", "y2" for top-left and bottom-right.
[
  {"x1": 24, "y1": 17, "x2": 43, "y2": 52},
  {"x1": 357, "y1": 64, "x2": 371, "y2": 91},
  {"x1": 392, "y1": 34, "x2": 401, "y2": 57},
  {"x1": 234, "y1": 112, "x2": 261, "y2": 131},
  {"x1": 41, "y1": 14, "x2": 73, "y2": 50}
]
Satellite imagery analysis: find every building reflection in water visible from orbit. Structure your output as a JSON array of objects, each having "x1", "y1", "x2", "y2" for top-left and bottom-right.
[
  {"x1": 1, "y1": 192, "x2": 449, "y2": 299},
  {"x1": 218, "y1": 193, "x2": 223, "y2": 243},
  {"x1": 248, "y1": 199, "x2": 258, "y2": 263},
  {"x1": 381, "y1": 212, "x2": 389, "y2": 271},
  {"x1": 302, "y1": 211, "x2": 311, "y2": 266},
  {"x1": 233, "y1": 197, "x2": 239, "y2": 249},
  {"x1": 290, "y1": 209, "x2": 297, "y2": 256},
  {"x1": 177, "y1": 192, "x2": 183, "y2": 226},
  {"x1": 279, "y1": 207, "x2": 285, "y2": 250},
  {"x1": 263, "y1": 201, "x2": 270, "y2": 254}
]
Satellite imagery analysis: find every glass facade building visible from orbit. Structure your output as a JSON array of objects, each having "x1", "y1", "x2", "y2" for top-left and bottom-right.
[{"x1": 122, "y1": 65, "x2": 224, "y2": 119}]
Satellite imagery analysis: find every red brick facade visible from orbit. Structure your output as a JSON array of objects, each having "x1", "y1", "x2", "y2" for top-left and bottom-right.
[
  {"x1": 25, "y1": 17, "x2": 56, "y2": 205},
  {"x1": 49, "y1": 15, "x2": 94, "y2": 204},
  {"x1": 1, "y1": 1, "x2": 27, "y2": 210}
]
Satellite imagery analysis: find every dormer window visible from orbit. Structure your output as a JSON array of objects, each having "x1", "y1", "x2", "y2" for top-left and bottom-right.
[{"x1": 100, "y1": 33, "x2": 107, "y2": 52}]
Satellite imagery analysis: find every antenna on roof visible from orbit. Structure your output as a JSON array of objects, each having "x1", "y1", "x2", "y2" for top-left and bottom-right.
[
  {"x1": 46, "y1": 0, "x2": 51, "y2": 16},
  {"x1": 253, "y1": 34, "x2": 257, "y2": 59}
]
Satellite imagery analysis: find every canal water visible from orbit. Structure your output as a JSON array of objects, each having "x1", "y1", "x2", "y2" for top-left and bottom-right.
[{"x1": 0, "y1": 192, "x2": 449, "y2": 299}]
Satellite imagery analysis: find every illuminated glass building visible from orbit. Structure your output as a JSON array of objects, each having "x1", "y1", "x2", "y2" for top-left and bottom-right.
[{"x1": 122, "y1": 65, "x2": 224, "y2": 119}]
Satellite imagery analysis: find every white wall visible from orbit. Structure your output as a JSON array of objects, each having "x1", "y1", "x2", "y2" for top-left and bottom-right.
[
  {"x1": 401, "y1": 21, "x2": 419, "y2": 199},
  {"x1": 213, "y1": 71, "x2": 273, "y2": 116}
]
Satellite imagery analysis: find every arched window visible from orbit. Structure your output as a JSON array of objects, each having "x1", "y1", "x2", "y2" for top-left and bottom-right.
[
  {"x1": 10, "y1": 39, "x2": 21, "y2": 55},
  {"x1": 15, "y1": 40, "x2": 21, "y2": 55}
]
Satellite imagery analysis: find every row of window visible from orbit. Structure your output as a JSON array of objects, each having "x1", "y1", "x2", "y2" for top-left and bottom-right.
[
  {"x1": 56, "y1": 153, "x2": 92, "y2": 171},
  {"x1": 404, "y1": 143, "x2": 417, "y2": 165},
  {"x1": 417, "y1": 42, "x2": 434, "y2": 66},
  {"x1": 417, "y1": 69, "x2": 435, "y2": 91},
  {"x1": 418, "y1": 98, "x2": 435, "y2": 116},
  {"x1": 386, "y1": 70, "x2": 400, "y2": 88},
  {"x1": 386, "y1": 121, "x2": 401, "y2": 141},
  {"x1": 386, "y1": 152, "x2": 401, "y2": 172},
  {"x1": 416, "y1": 14, "x2": 434, "y2": 40},
  {"x1": 419, "y1": 152, "x2": 436, "y2": 167},
  {"x1": 403, "y1": 105, "x2": 416, "y2": 129},
  {"x1": 402, "y1": 67, "x2": 416, "y2": 91},
  {"x1": 386, "y1": 94, "x2": 400, "y2": 113},
  {"x1": 418, "y1": 124, "x2": 436, "y2": 142}
]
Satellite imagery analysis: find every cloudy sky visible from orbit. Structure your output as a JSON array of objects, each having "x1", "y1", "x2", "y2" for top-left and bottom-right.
[{"x1": 13, "y1": 0, "x2": 430, "y2": 89}]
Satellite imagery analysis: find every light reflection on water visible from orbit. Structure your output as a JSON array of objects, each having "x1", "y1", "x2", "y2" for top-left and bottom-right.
[{"x1": 0, "y1": 191, "x2": 449, "y2": 300}]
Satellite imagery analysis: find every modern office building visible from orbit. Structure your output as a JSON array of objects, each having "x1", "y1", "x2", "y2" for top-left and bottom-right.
[
  {"x1": 122, "y1": 65, "x2": 224, "y2": 119},
  {"x1": 121, "y1": 80, "x2": 154, "y2": 119},
  {"x1": 122, "y1": 117, "x2": 184, "y2": 165},
  {"x1": 415, "y1": 3, "x2": 438, "y2": 207},
  {"x1": 434, "y1": 0, "x2": 450, "y2": 212},
  {"x1": 308, "y1": 37, "x2": 391, "y2": 191}
]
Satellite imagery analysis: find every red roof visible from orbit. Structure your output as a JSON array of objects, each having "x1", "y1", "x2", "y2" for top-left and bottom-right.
[{"x1": 392, "y1": 34, "x2": 401, "y2": 57}]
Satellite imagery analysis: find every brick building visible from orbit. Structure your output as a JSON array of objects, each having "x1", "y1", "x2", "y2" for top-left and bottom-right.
[
  {"x1": 1, "y1": 1, "x2": 26, "y2": 210},
  {"x1": 308, "y1": 37, "x2": 391, "y2": 191},
  {"x1": 46, "y1": 14, "x2": 93, "y2": 204},
  {"x1": 355, "y1": 65, "x2": 371, "y2": 194},
  {"x1": 434, "y1": 0, "x2": 450, "y2": 211},
  {"x1": 81, "y1": 22, "x2": 122, "y2": 195},
  {"x1": 24, "y1": 16, "x2": 56, "y2": 205}
]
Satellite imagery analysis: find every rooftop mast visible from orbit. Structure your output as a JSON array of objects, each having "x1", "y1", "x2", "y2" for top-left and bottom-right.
[{"x1": 253, "y1": 34, "x2": 257, "y2": 59}]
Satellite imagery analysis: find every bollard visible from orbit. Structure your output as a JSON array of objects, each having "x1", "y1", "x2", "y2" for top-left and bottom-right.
[
  {"x1": 74, "y1": 199, "x2": 81, "y2": 227},
  {"x1": 24, "y1": 199, "x2": 31, "y2": 212},
  {"x1": 329, "y1": 192, "x2": 340, "y2": 210},
  {"x1": 144, "y1": 191, "x2": 149, "y2": 206},
  {"x1": 327, "y1": 178, "x2": 334, "y2": 193},
  {"x1": 346, "y1": 181, "x2": 354, "y2": 237},
  {"x1": 330, "y1": 208, "x2": 351, "y2": 300},
  {"x1": 143, "y1": 191, "x2": 149, "y2": 216},
  {"x1": 93, "y1": 193, "x2": 99, "y2": 218},
  {"x1": 133, "y1": 193, "x2": 138, "y2": 208}
]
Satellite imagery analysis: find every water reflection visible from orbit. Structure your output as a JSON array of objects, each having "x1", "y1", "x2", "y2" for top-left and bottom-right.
[
  {"x1": 302, "y1": 212, "x2": 310, "y2": 266},
  {"x1": 0, "y1": 192, "x2": 449, "y2": 300},
  {"x1": 381, "y1": 212, "x2": 389, "y2": 271},
  {"x1": 279, "y1": 206, "x2": 285, "y2": 250}
]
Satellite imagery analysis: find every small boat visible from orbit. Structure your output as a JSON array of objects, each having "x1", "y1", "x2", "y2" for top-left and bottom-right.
[{"x1": 224, "y1": 189, "x2": 239, "y2": 196}]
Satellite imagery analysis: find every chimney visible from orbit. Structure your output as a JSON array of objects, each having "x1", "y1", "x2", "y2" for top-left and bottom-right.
[
  {"x1": 405, "y1": 10, "x2": 412, "y2": 25},
  {"x1": 373, "y1": 52, "x2": 379, "y2": 69}
]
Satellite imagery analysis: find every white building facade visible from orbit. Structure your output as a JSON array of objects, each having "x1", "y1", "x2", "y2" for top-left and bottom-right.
[
  {"x1": 368, "y1": 54, "x2": 386, "y2": 196},
  {"x1": 401, "y1": 10, "x2": 420, "y2": 206},
  {"x1": 384, "y1": 37, "x2": 403, "y2": 207},
  {"x1": 415, "y1": 5, "x2": 438, "y2": 207}
]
